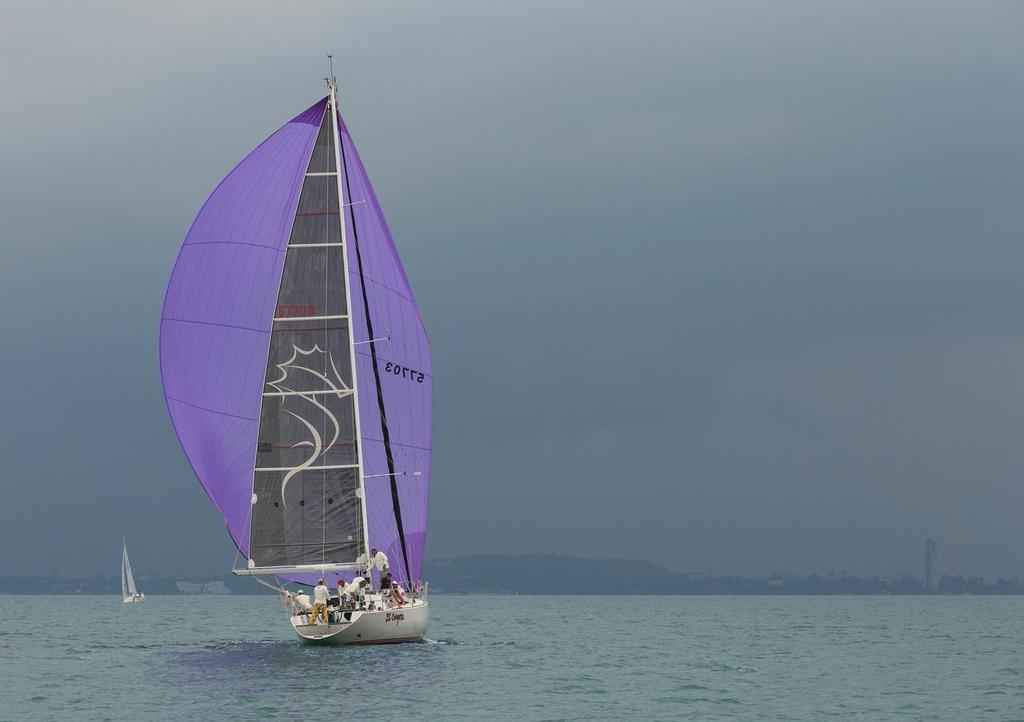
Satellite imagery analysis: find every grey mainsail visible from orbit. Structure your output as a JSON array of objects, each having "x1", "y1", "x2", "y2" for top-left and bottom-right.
[
  {"x1": 122, "y1": 539, "x2": 138, "y2": 598},
  {"x1": 248, "y1": 103, "x2": 365, "y2": 570}
]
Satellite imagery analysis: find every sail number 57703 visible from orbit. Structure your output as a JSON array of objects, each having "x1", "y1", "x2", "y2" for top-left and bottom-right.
[{"x1": 385, "y1": 362, "x2": 425, "y2": 383}]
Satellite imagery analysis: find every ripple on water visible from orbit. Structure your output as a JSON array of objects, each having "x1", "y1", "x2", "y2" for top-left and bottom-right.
[{"x1": 5, "y1": 595, "x2": 1024, "y2": 721}]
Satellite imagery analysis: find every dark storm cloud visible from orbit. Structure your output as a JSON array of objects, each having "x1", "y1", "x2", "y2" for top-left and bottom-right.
[{"x1": 1, "y1": 1, "x2": 1021, "y2": 578}]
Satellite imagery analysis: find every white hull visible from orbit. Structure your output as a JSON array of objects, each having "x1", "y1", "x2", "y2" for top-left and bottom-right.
[
  {"x1": 123, "y1": 597, "x2": 145, "y2": 603},
  {"x1": 289, "y1": 599, "x2": 428, "y2": 645}
]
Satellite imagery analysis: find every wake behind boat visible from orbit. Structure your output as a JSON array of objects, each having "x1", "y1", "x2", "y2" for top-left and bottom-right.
[
  {"x1": 122, "y1": 538, "x2": 145, "y2": 603},
  {"x1": 160, "y1": 68, "x2": 432, "y2": 644}
]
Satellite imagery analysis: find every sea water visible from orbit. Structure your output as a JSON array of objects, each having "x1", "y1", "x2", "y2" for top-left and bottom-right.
[{"x1": 1, "y1": 595, "x2": 1022, "y2": 721}]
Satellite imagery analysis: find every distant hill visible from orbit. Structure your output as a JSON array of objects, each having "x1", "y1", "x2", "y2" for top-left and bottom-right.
[
  {"x1": 424, "y1": 554, "x2": 680, "y2": 594},
  {"x1": 423, "y1": 555, "x2": 1023, "y2": 595}
]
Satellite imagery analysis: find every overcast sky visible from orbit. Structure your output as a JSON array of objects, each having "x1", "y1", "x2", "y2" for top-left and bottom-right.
[{"x1": 1, "y1": 1, "x2": 1022, "y2": 579}]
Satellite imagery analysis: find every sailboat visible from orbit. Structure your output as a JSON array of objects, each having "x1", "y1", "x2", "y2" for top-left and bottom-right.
[
  {"x1": 159, "y1": 70, "x2": 432, "y2": 644},
  {"x1": 122, "y1": 539, "x2": 145, "y2": 603}
]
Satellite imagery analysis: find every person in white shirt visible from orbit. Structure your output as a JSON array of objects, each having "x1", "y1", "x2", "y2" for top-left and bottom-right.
[
  {"x1": 345, "y1": 576, "x2": 369, "y2": 608},
  {"x1": 293, "y1": 589, "x2": 313, "y2": 615},
  {"x1": 309, "y1": 578, "x2": 330, "y2": 624},
  {"x1": 368, "y1": 548, "x2": 390, "y2": 590}
]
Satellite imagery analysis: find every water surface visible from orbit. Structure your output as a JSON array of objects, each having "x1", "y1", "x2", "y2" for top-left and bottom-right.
[{"x1": 1, "y1": 595, "x2": 1022, "y2": 720}]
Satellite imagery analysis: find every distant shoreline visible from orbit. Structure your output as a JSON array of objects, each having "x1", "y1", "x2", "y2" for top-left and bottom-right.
[{"x1": 5, "y1": 554, "x2": 1020, "y2": 596}]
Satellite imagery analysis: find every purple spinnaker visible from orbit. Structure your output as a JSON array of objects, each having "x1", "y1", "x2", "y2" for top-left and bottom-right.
[
  {"x1": 160, "y1": 100, "x2": 326, "y2": 554},
  {"x1": 160, "y1": 96, "x2": 432, "y2": 583}
]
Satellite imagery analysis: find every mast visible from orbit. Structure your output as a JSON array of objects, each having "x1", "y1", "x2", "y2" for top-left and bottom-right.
[{"x1": 328, "y1": 74, "x2": 372, "y2": 569}]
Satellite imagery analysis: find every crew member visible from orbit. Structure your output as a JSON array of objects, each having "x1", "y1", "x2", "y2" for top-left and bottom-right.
[
  {"x1": 368, "y1": 548, "x2": 391, "y2": 590},
  {"x1": 388, "y1": 581, "x2": 408, "y2": 607},
  {"x1": 336, "y1": 577, "x2": 349, "y2": 609},
  {"x1": 293, "y1": 588, "x2": 313, "y2": 615},
  {"x1": 309, "y1": 578, "x2": 330, "y2": 625},
  {"x1": 345, "y1": 576, "x2": 369, "y2": 609},
  {"x1": 355, "y1": 551, "x2": 370, "y2": 578}
]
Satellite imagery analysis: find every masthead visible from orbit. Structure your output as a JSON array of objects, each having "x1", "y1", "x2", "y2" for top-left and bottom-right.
[{"x1": 326, "y1": 53, "x2": 337, "y2": 91}]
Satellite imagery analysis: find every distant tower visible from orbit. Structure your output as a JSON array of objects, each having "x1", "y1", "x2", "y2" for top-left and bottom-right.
[{"x1": 925, "y1": 538, "x2": 938, "y2": 592}]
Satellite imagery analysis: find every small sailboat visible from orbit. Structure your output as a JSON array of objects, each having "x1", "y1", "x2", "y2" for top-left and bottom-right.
[
  {"x1": 122, "y1": 539, "x2": 145, "y2": 603},
  {"x1": 160, "y1": 68, "x2": 432, "y2": 644}
]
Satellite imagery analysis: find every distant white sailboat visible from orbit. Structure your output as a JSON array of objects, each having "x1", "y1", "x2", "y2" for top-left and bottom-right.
[{"x1": 122, "y1": 539, "x2": 145, "y2": 603}]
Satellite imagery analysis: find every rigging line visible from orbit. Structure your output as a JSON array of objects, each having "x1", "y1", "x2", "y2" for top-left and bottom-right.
[
  {"x1": 338, "y1": 120, "x2": 413, "y2": 584},
  {"x1": 251, "y1": 575, "x2": 287, "y2": 594}
]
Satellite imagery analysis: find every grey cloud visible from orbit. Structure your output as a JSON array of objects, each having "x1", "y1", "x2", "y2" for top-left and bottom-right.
[{"x1": 1, "y1": 0, "x2": 1022, "y2": 579}]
